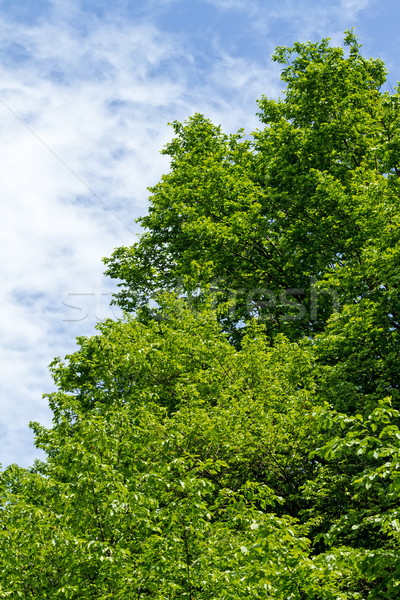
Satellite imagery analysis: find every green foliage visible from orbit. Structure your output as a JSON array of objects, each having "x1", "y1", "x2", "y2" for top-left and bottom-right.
[
  {"x1": 2, "y1": 31, "x2": 400, "y2": 597},
  {"x1": 304, "y1": 399, "x2": 400, "y2": 598},
  {"x1": 0, "y1": 301, "x2": 330, "y2": 598},
  {"x1": 104, "y1": 32, "x2": 396, "y2": 341}
]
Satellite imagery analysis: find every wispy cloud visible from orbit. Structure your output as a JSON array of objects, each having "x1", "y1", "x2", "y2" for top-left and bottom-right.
[{"x1": 0, "y1": 13, "x2": 181, "y2": 467}]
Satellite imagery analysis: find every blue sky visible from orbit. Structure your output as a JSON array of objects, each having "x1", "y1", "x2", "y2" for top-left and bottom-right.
[{"x1": 0, "y1": 0, "x2": 398, "y2": 468}]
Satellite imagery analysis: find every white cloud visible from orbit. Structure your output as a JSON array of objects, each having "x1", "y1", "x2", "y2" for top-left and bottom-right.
[{"x1": 0, "y1": 17, "x2": 179, "y2": 467}]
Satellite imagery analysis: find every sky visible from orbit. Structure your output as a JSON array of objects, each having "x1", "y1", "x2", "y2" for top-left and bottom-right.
[{"x1": 0, "y1": 0, "x2": 399, "y2": 468}]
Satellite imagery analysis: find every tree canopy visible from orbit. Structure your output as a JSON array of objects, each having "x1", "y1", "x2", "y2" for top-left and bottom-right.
[{"x1": 1, "y1": 31, "x2": 400, "y2": 599}]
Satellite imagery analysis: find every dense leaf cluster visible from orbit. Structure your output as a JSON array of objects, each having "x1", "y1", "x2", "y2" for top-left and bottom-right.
[{"x1": 1, "y1": 31, "x2": 400, "y2": 598}]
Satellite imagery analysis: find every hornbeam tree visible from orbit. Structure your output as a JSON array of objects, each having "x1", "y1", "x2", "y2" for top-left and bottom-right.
[
  {"x1": 1, "y1": 31, "x2": 400, "y2": 599},
  {"x1": 105, "y1": 31, "x2": 400, "y2": 409}
]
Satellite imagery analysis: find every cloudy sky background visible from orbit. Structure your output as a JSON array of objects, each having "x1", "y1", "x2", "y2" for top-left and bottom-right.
[{"x1": 0, "y1": 0, "x2": 398, "y2": 467}]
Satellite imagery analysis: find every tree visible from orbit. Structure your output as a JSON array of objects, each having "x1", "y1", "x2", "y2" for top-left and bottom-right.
[
  {"x1": 2, "y1": 31, "x2": 400, "y2": 598},
  {"x1": 104, "y1": 31, "x2": 400, "y2": 410},
  {"x1": 1, "y1": 299, "x2": 336, "y2": 599}
]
